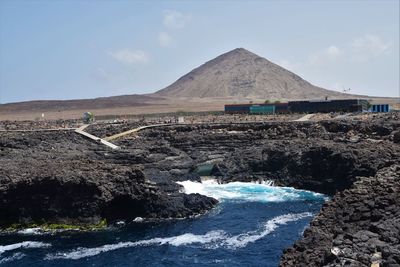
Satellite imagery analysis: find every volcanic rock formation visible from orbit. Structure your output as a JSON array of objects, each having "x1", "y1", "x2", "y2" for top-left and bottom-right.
[
  {"x1": 280, "y1": 165, "x2": 400, "y2": 267},
  {"x1": 155, "y1": 48, "x2": 348, "y2": 99},
  {"x1": 0, "y1": 130, "x2": 217, "y2": 227},
  {"x1": 1, "y1": 113, "x2": 399, "y2": 266}
]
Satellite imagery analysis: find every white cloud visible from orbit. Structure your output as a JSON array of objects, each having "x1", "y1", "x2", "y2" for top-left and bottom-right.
[
  {"x1": 308, "y1": 45, "x2": 342, "y2": 66},
  {"x1": 163, "y1": 10, "x2": 191, "y2": 30},
  {"x1": 327, "y1": 46, "x2": 341, "y2": 57},
  {"x1": 158, "y1": 32, "x2": 172, "y2": 47},
  {"x1": 109, "y1": 49, "x2": 149, "y2": 64},
  {"x1": 304, "y1": 35, "x2": 390, "y2": 66},
  {"x1": 276, "y1": 35, "x2": 395, "y2": 96},
  {"x1": 351, "y1": 34, "x2": 391, "y2": 60},
  {"x1": 158, "y1": 10, "x2": 191, "y2": 48}
]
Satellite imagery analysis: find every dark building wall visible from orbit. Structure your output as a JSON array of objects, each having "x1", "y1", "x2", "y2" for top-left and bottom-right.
[
  {"x1": 288, "y1": 99, "x2": 367, "y2": 113},
  {"x1": 224, "y1": 103, "x2": 289, "y2": 114},
  {"x1": 224, "y1": 99, "x2": 368, "y2": 114},
  {"x1": 224, "y1": 104, "x2": 252, "y2": 114},
  {"x1": 273, "y1": 103, "x2": 289, "y2": 113}
]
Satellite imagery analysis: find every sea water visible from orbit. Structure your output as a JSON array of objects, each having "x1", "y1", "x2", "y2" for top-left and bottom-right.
[{"x1": 0, "y1": 181, "x2": 326, "y2": 267}]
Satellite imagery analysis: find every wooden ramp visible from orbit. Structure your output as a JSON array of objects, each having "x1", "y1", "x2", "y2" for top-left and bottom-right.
[
  {"x1": 75, "y1": 125, "x2": 120, "y2": 150},
  {"x1": 104, "y1": 124, "x2": 172, "y2": 141},
  {"x1": 293, "y1": 114, "x2": 315, "y2": 122}
]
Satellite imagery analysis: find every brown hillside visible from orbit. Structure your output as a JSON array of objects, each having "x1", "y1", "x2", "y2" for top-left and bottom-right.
[
  {"x1": 1, "y1": 94, "x2": 164, "y2": 112},
  {"x1": 155, "y1": 48, "x2": 348, "y2": 99}
]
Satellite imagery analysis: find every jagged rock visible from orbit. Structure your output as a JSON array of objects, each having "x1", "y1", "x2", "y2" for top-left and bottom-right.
[
  {"x1": 393, "y1": 131, "x2": 400, "y2": 143},
  {"x1": 0, "y1": 112, "x2": 399, "y2": 267},
  {"x1": 280, "y1": 165, "x2": 400, "y2": 266},
  {"x1": 0, "y1": 131, "x2": 217, "y2": 226}
]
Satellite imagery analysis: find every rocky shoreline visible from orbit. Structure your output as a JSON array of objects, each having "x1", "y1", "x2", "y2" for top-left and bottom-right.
[
  {"x1": 0, "y1": 113, "x2": 399, "y2": 265},
  {"x1": 0, "y1": 130, "x2": 217, "y2": 227},
  {"x1": 280, "y1": 165, "x2": 400, "y2": 267}
]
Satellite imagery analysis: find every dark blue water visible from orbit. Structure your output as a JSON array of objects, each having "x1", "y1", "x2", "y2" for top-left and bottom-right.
[{"x1": 0, "y1": 182, "x2": 326, "y2": 267}]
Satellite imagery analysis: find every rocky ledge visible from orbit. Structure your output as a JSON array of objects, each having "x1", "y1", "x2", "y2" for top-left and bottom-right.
[
  {"x1": 0, "y1": 113, "x2": 399, "y2": 266},
  {"x1": 280, "y1": 165, "x2": 400, "y2": 266},
  {"x1": 0, "y1": 130, "x2": 217, "y2": 228}
]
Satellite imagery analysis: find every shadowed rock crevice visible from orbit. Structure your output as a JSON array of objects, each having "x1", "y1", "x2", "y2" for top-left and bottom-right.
[
  {"x1": 103, "y1": 196, "x2": 147, "y2": 221},
  {"x1": 0, "y1": 179, "x2": 102, "y2": 225}
]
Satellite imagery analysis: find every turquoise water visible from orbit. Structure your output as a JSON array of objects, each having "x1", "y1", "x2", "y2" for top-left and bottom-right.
[{"x1": 0, "y1": 181, "x2": 326, "y2": 267}]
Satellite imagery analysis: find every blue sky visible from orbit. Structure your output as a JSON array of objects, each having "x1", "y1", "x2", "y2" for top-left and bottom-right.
[{"x1": 0, "y1": 0, "x2": 399, "y2": 103}]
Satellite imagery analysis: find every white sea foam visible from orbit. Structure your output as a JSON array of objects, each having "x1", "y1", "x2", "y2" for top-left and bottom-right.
[
  {"x1": 222, "y1": 212, "x2": 312, "y2": 248},
  {"x1": 176, "y1": 180, "x2": 326, "y2": 202},
  {"x1": 0, "y1": 252, "x2": 26, "y2": 264},
  {"x1": 17, "y1": 228, "x2": 43, "y2": 235},
  {"x1": 0, "y1": 241, "x2": 51, "y2": 255},
  {"x1": 45, "y1": 230, "x2": 227, "y2": 260},
  {"x1": 44, "y1": 212, "x2": 313, "y2": 260},
  {"x1": 163, "y1": 230, "x2": 227, "y2": 246}
]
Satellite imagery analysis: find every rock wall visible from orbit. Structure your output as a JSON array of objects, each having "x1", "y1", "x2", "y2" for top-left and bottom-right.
[
  {"x1": 131, "y1": 115, "x2": 399, "y2": 196},
  {"x1": 0, "y1": 112, "x2": 399, "y2": 267},
  {"x1": 280, "y1": 165, "x2": 400, "y2": 266},
  {"x1": 0, "y1": 131, "x2": 216, "y2": 227}
]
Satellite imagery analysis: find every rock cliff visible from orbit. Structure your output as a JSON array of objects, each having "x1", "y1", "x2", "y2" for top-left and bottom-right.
[{"x1": 1, "y1": 113, "x2": 399, "y2": 266}]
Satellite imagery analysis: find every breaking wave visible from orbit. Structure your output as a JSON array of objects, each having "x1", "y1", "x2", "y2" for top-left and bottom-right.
[
  {"x1": 0, "y1": 241, "x2": 50, "y2": 264},
  {"x1": 2, "y1": 181, "x2": 325, "y2": 264},
  {"x1": 17, "y1": 228, "x2": 43, "y2": 235},
  {"x1": 45, "y1": 212, "x2": 313, "y2": 260},
  {"x1": 0, "y1": 252, "x2": 26, "y2": 264},
  {"x1": 0, "y1": 241, "x2": 51, "y2": 255},
  {"x1": 177, "y1": 180, "x2": 327, "y2": 202}
]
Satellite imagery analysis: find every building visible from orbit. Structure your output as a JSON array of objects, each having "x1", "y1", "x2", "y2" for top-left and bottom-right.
[
  {"x1": 288, "y1": 99, "x2": 368, "y2": 113},
  {"x1": 224, "y1": 103, "x2": 253, "y2": 114},
  {"x1": 224, "y1": 99, "x2": 369, "y2": 114},
  {"x1": 370, "y1": 104, "x2": 390, "y2": 112},
  {"x1": 225, "y1": 103, "x2": 289, "y2": 114}
]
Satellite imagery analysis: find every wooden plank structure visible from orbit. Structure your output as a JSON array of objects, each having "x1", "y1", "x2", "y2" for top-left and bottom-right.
[
  {"x1": 75, "y1": 125, "x2": 120, "y2": 150},
  {"x1": 104, "y1": 123, "x2": 175, "y2": 141},
  {"x1": 293, "y1": 114, "x2": 315, "y2": 122}
]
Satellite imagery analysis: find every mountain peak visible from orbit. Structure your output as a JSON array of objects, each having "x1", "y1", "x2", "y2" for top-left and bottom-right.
[
  {"x1": 215, "y1": 47, "x2": 260, "y2": 62},
  {"x1": 226, "y1": 47, "x2": 253, "y2": 55},
  {"x1": 155, "y1": 48, "x2": 345, "y2": 99}
]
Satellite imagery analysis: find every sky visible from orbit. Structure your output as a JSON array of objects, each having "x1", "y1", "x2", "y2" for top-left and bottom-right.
[{"x1": 0, "y1": 0, "x2": 399, "y2": 104}]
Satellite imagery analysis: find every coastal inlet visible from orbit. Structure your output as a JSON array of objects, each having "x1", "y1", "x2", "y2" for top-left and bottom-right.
[{"x1": 0, "y1": 181, "x2": 326, "y2": 267}]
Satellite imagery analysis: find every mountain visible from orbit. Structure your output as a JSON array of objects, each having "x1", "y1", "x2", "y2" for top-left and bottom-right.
[
  {"x1": 1, "y1": 94, "x2": 163, "y2": 112},
  {"x1": 2, "y1": 48, "x2": 395, "y2": 120},
  {"x1": 155, "y1": 48, "x2": 347, "y2": 99}
]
